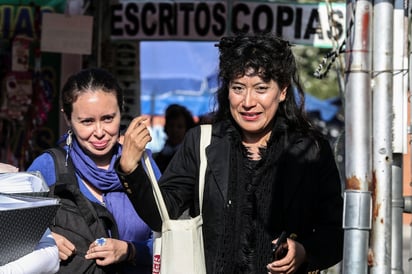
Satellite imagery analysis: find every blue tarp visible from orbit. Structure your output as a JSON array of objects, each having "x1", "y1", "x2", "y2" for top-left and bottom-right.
[
  {"x1": 140, "y1": 41, "x2": 219, "y2": 116},
  {"x1": 305, "y1": 93, "x2": 340, "y2": 121}
]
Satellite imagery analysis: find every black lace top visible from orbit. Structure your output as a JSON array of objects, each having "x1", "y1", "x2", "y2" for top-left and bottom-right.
[{"x1": 214, "y1": 121, "x2": 284, "y2": 274}]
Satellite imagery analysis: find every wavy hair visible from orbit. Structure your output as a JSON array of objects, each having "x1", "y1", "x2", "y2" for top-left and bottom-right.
[{"x1": 213, "y1": 32, "x2": 311, "y2": 132}]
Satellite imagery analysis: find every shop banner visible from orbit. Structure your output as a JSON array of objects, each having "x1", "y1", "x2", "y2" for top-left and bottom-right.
[{"x1": 110, "y1": 1, "x2": 345, "y2": 48}]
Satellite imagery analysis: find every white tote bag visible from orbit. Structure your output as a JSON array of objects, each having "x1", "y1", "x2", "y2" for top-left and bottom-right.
[{"x1": 144, "y1": 124, "x2": 211, "y2": 274}]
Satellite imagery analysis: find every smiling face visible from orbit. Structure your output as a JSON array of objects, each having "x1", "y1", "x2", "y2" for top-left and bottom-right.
[
  {"x1": 68, "y1": 90, "x2": 121, "y2": 164},
  {"x1": 228, "y1": 74, "x2": 286, "y2": 143}
]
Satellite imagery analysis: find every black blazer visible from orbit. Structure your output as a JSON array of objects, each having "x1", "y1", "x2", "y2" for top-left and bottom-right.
[{"x1": 118, "y1": 122, "x2": 343, "y2": 273}]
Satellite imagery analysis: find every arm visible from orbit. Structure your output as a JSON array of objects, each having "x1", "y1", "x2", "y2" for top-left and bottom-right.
[
  {"x1": 117, "y1": 163, "x2": 163, "y2": 231},
  {"x1": 117, "y1": 122, "x2": 201, "y2": 231},
  {"x1": 300, "y1": 138, "x2": 344, "y2": 270},
  {"x1": 131, "y1": 234, "x2": 153, "y2": 266},
  {"x1": 0, "y1": 229, "x2": 59, "y2": 274},
  {"x1": 268, "y1": 138, "x2": 343, "y2": 273}
]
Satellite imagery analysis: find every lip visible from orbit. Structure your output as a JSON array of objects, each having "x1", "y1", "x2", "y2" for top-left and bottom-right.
[
  {"x1": 91, "y1": 141, "x2": 108, "y2": 149},
  {"x1": 240, "y1": 112, "x2": 261, "y2": 121}
]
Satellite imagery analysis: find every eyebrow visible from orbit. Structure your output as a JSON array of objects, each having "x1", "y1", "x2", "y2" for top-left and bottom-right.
[{"x1": 230, "y1": 81, "x2": 269, "y2": 86}]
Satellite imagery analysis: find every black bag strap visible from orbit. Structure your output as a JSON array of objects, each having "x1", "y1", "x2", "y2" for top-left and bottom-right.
[{"x1": 46, "y1": 147, "x2": 100, "y2": 227}]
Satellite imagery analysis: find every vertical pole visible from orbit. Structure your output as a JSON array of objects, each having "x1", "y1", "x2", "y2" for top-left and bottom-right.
[
  {"x1": 342, "y1": 1, "x2": 373, "y2": 273},
  {"x1": 408, "y1": 1, "x2": 412, "y2": 273},
  {"x1": 392, "y1": 1, "x2": 409, "y2": 273},
  {"x1": 370, "y1": 1, "x2": 394, "y2": 273}
]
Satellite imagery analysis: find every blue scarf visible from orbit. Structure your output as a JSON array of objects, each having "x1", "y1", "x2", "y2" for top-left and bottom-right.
[
  {"x1": 69, "y1": 138, "x2": 123, "y2": 193},
  {"x1": 67, "y1": 138, "x2": 152, "y2": 243}
]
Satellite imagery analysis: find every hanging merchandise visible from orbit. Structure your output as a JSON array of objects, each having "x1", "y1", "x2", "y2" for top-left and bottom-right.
[
  {"x1": 11, "y1": 35, "x2": 32, "y2": 72},
  {"x1": 0, "y1": 72, "x2": 34, "y2": 168},
  {"x1": 0, "y1": 2, "x2": 58, "y2": 169},
  {"x1": 2, "y1": 72, "x2": 33, "y2": 120}
]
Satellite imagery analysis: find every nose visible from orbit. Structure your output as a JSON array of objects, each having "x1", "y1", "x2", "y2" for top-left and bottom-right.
[
  {"x1": 94, "y1": 122, "x2": 105, "y2": 138},
  {"x1": 243, "y1": 90, "x2": 256, "y2": 108}
]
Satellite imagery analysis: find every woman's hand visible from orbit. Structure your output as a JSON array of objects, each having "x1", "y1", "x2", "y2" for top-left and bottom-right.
[
  {"x1": 85, "y1": 238, "x2": 129, "y2": 266},
  {"x1": 51, "y1": 232, "x2": 76, "y2": 261},
  {"x1": 267, "y1": 238, "x2": 306, "y2": 274},
  {"x1": 119, "y1": 116, "x2": 152, "y2": 174}
]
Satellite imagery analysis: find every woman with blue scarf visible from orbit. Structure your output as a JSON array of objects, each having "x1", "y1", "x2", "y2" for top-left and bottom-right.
[{"x1": 27, "y1": 68, "x2": 160, "y2": 274}]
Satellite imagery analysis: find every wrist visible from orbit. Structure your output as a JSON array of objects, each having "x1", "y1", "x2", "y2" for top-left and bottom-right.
[
  {"x1": 125, "y1": 241, "x2": 136, "y2": 264},
  {"x1": 116, "y1": 158, "x2": 138, "y2": 176}
]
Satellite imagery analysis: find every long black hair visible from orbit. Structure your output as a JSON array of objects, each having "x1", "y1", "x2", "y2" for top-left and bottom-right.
[{"x1": 213, "y1": 32, "x2": 312, "y2": 133}]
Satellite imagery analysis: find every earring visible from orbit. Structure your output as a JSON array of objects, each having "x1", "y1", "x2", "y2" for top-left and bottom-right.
[
  {"x1": 65, "y1": 129, "x2": 73, "y2": 166},
  {"x1": 66, "y1": 129, "x2": 72, "y2": 146}
]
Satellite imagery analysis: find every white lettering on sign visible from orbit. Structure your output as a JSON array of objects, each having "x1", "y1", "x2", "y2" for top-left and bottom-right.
[{"x1": 110, "y1": 1, "x2": 345, "y2": 48}]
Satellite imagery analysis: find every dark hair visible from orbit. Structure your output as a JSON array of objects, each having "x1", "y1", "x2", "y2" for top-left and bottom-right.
[
  {"x1": 61, "y1": 68, "x2": 124, "y2": 120},
  {"x1": 164, "y1": 104, "x2": 195, "y2": 133},
  {"x1": 214, "y1": 33, "x2": 310, "y2": 132}
]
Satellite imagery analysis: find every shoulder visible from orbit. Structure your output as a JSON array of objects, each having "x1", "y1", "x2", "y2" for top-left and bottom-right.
[
  {"x1": 27, "y1": 152, "x2": 55, "y2": 170},
  {"x1": 188, "y1": 122, "x2": 228, "y2": 138},
  {"x1": 27, "y1": 151, "x2": 57, "y2": 186},
  {"x1": 183, "y1": 122, "x2": 224, "y2": 146},
  {"x1": 183, "y1": 125, "x2": 202, "y2": 143},
  {"x1": 287, "y1": 132, "x2": 332, "y2": 162}
]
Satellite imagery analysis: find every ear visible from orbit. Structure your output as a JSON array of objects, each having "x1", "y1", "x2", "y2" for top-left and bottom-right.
[
  {"x1": 279, "y1": 87, "x2": 287, "y2": 102},
  {"x1": 62, "y1": 108, "x2": 71, "y2": 128}
]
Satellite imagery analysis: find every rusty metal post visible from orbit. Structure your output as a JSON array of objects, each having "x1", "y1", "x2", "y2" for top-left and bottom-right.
[
  {"x1": 391, "y1": 1, "x2": 409, "y2": 273},
  {"x1": 342, "y1": 1, "x2": 373, "y2": 273},
  {"x1": 370, "y1": 1, "x2": 394, "y2": 273}
]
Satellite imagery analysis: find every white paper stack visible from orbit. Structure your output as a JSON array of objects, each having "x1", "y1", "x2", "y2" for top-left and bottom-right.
[
  {"x1": 0, "y1": 194, "x2": 59, "y2": 210},
  {"x1": 0, "y1": 172, "x2": 49, "y2": 195}
]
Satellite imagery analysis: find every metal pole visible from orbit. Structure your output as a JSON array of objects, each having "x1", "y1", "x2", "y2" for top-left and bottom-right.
[
  {"x1": 408, "y1": 1, "x2": 412, "y2": 272},
  {"x1": 342, "y1": 0, "x2": 373, "y2": 273},
  {"x1": 392, "y1": 1, "x2": 409, "y2": 273},
  {"x1": 393, "y1": 154, "x2": 404, "y2": 274},
  {"x1": 370, "y1": 1, "x2": 394, "y2": 273}
]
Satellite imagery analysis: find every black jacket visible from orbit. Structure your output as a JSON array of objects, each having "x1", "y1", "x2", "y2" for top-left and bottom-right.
[
  {"x1": 47, "y1": 148, "x2": 121, "y2": 274},
  {"x1": 117, "y1": 121, "x2": 343, "y2": 273}
]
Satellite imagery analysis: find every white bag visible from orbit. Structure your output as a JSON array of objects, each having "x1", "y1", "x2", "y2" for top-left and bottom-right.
[{"x1": 144, "y1": 124, "x2": 211, "y2": 274}]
